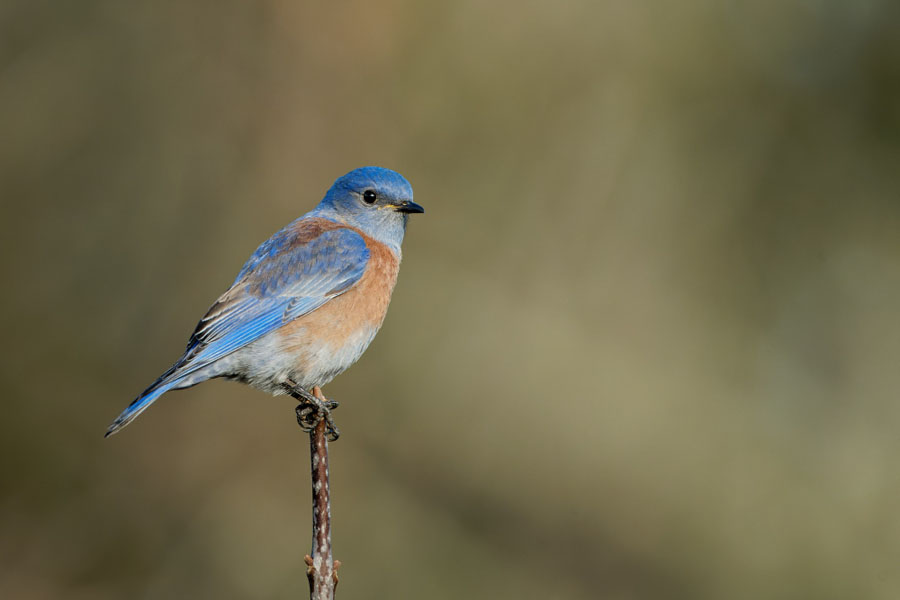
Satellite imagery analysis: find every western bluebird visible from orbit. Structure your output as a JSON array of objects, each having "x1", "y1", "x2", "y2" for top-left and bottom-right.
[{"x1": 106, "y1": 166, "x2": 423, "y2": 438}]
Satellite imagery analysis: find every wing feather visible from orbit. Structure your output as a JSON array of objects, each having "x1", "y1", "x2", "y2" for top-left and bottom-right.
[{"x1": 171, "y1": 221, "x2": 369, "y2": 379}]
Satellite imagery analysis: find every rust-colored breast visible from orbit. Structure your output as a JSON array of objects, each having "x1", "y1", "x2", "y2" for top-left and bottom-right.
[{"x1": 278, "y1": 228, "x2": 400, "y2": 357}]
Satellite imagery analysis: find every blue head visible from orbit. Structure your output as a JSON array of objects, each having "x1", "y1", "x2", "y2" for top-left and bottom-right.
[{"x1": 312, "y1": 167, "x2": 423, "y2": 254}]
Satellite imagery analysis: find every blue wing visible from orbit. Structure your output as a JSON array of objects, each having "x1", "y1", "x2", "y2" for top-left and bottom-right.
[
  {"x1": 181, "y1": 223, "x2": 369, "y2": 374},
  {"x1": 105, "y1": 220, "x2": 368, "y2": 436}
]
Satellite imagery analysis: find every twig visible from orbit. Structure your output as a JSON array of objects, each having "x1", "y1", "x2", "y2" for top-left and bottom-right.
[{"x1": 305, "y1": 386, "x2": 340, "y2": 600}]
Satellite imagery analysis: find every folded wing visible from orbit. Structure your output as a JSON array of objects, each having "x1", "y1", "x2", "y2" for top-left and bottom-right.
[{"x1": 181, "y1": 222, "x2": 369, "y2": 376}]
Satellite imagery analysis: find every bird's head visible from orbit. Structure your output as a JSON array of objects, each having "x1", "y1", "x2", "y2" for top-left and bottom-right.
[{"x1": 314, "y1": 166, "x2": 423, "y2": 254}]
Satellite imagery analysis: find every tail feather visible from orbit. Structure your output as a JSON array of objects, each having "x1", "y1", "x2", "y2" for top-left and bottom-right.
[{"x1": 105, "y1": 370, "x2": 181, "y2": 437}]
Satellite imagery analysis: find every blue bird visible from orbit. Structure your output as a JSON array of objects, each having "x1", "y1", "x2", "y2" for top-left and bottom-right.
[{"x1": 106, "y1": 166, "x2": 423, "y2": 438}]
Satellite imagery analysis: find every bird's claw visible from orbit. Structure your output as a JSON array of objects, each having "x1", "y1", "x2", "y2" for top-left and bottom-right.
[
  {"x1": 285, "y1": 381, "x2": 340, "y2": 441},
  {"x1": 295, "y1": 399, "x2": 340, "y2": 441}
]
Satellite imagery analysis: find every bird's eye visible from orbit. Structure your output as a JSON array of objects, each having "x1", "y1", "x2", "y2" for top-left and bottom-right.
[{"x1": 362, "y1": 190, "x2": 377, "y2": 204}]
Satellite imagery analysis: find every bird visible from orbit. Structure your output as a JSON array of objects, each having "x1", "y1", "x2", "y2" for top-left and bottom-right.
[{"x1": 106, "y1": 166, "x2": 423, "y2": 439}]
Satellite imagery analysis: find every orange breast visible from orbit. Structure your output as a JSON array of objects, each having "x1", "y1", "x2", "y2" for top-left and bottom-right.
[{"x1": 276, "y1": 231, "x2": 400, "y2": 374}]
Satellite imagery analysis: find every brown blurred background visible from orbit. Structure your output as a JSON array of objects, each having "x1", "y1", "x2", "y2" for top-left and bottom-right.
[{"x1": 2, "y1": 1, "x2": 899, "y2": 598}]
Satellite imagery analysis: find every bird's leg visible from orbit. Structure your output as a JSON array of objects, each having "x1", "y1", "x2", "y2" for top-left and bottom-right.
[{"x1": 283, "y1": 380, "x2": 340, "y2": 441}]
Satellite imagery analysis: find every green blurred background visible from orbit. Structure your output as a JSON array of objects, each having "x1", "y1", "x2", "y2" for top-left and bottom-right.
[{"x1": 2, "y1": 1, "x2": 899, "y2": 598}]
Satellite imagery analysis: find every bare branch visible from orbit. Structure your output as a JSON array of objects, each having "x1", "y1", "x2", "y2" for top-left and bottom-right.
[{"x1": 305, "y1": 386, "x2": 339, "y2": 600}]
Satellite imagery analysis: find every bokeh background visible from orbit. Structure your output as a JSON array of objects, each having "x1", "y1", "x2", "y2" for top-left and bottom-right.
[{"x1": 2, "y1": 1, "x2": 899, "y2": 598}]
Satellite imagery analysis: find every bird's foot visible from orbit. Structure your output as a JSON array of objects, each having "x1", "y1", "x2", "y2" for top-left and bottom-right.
[
  {"x1": 284, "y1": 381, "x2": 340, "y2": 441},
  {"x1": 296, "y1": 400, "x2": 340, "y2": 442}
]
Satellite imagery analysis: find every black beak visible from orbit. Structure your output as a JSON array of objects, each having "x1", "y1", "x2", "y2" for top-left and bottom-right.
[{"x1": 394, "y1": 200, "x2": 425, "y2": 214}]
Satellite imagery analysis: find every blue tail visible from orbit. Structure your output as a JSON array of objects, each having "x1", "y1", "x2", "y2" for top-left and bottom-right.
[{"x1": 105, "y1": 372, "x2": 181, "y2": 437}]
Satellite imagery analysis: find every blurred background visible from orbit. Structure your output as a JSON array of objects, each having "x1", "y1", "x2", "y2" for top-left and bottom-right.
[{"x1": 2, "y1": 1, "x2": 899, "y2": 598}]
